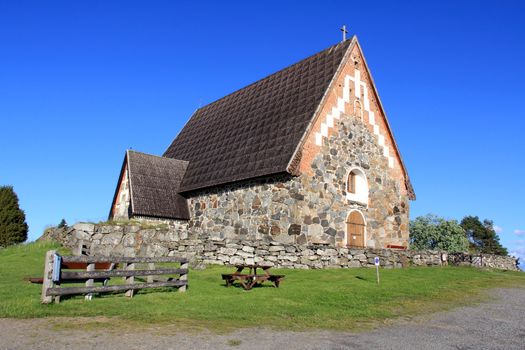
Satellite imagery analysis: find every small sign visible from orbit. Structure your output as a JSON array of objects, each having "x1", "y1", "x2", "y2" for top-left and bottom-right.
[
  {"x1": 52, "y1": 253, "x2": 62, "y2": 283},
  {"x1": 374, "y1": 257, "x2": 380, "y2": 285}
]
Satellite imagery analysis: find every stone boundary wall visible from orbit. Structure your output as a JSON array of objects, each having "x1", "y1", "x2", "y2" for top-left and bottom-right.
[{"x1": 40, "y1": 223, "x2": 520, "y2": 271}]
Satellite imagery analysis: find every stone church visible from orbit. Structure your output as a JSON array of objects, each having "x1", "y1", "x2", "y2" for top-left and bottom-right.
[{"x1": 109, "y1": 36, "x2": 415, "y2": 249}]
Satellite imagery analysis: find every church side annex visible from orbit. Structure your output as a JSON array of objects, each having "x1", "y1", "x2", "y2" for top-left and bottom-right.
[{"x1": 109, "y1": 36, "x2": 415, "y2": 249}]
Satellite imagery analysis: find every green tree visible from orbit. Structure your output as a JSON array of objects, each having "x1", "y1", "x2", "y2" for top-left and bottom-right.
[
  {"x1": 409, "y1": 214, "x2": 468, "y2": 253},
  {"x1": 0, "y1": 186, "x2": 28, "y2": 247},
  {"x1": 460, "y1": 216, "x2": 508, "y2": 255},
  {"x1": 58, "y1": 218, "x2": 68, "y2": 229}
]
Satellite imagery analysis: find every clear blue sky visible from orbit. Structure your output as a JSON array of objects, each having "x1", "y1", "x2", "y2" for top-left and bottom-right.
[{"x1": 1, "y1": 1, "x2": 524, "y2": 264}]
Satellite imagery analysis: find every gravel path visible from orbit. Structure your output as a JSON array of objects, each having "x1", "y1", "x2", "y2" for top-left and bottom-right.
[{"x1": 1, "y1": 288, "x2": 524, "y2": 350}]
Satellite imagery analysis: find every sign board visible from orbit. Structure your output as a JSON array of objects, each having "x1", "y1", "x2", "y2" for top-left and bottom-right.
[
  {"x1": 374, "y1": 256, "x2": 380, "y2": 266},
  {"x1": 52, "y1": 253, "x2": 62, "y2": 282}
]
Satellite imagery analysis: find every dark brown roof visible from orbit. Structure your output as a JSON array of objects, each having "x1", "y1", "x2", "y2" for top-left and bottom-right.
[
  {"x1": 164, "y1": 40, "x2": 352, "y2": 193},
  {"x1": 127, "y1": 150, "x2": 190, "y2": 220}
]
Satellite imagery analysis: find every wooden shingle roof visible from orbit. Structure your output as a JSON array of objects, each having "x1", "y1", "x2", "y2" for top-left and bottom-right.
[
  {"x1": 127, "y1": 150, "x2": 190, "y2": 220},
  {"x1": 164, "y1": 40, "x2": 352, "y2": 193}
]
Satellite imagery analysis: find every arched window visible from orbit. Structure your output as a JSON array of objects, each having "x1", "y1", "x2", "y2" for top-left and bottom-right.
[
  {"x1": 346, "y1": 167, "x2": 368, "y2": 206},
  {"x1": 346, "y1": 210, "x2": 366, "y2": 247},
  {"x1": 347, "y1": 170, "x2": 357, "y2": 194}
]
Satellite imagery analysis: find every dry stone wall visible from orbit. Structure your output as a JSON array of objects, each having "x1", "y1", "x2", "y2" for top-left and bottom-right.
[{"x1": 41, "y1": 223, "x2": 519, "y2": 271}]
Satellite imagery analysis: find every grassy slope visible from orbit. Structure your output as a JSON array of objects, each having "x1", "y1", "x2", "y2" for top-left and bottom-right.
[{"x1": 0, "y1": 242, "x2": 524, "y2": 331}]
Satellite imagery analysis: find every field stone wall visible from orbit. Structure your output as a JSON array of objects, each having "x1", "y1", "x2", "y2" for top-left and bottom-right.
[
  {"x1": 41, "y1": 223, "x2": 519, "y2": 271},
  {"x1": 185, "y1": 116, "x2": 409, "y2": 249}
]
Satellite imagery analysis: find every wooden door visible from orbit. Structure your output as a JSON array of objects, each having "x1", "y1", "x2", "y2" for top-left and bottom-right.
[{"x1": 347, "y1": 211, "x2": 365, "y2": 247}]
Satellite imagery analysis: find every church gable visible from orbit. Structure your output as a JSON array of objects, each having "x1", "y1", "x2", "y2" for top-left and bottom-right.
[{"x1": 292, "y1": 37, "x2": 415, "y2": 199}]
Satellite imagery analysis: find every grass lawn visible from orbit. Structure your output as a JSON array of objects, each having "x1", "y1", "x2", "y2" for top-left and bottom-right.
[{"x1": 1, "y1": 241, "x2": 524, "y2": 332}]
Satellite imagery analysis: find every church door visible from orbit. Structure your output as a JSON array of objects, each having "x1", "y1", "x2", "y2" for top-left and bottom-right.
[{"x1": 347, "y1": 211, "x2": 365, "y2": 247}]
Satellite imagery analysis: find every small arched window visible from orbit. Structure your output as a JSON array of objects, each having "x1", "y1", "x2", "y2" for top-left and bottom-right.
[{"x1": 346, "y1": 167, "x2": 369, "y2": 206}]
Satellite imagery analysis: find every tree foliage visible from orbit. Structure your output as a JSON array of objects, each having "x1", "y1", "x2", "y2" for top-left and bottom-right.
[
  {"x1": 0, "y1": 186, "x2": 28, "y2": 247},
  {"x1": 460, "y1": 216, "x2": 508, "y2": 255},
  {"x1": 409, "y1": 214, "x2": 469, "y2": 253},
  {"x1": 58, "y1": 218, "x2": 68, "y2": 229}
]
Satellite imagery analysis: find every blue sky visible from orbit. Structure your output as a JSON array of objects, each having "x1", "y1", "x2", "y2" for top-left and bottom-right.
[{"x1": 1, "y1": 1, "x2": 524, "y2": 265}]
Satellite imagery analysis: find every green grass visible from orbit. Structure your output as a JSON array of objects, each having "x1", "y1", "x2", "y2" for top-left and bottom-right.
[{"x1": 1, "y1": 242, "x2": 524, "y2": 332}]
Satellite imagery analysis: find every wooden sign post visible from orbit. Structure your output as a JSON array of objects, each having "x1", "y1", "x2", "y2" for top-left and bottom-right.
[{"x1": 374, "y1": 257, "x2": 380, "y2": 285}]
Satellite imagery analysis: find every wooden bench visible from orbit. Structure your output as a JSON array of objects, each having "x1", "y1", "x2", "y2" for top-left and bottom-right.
[{"x1": 41, "y1": 250, "x2": 188, "y2": 304}]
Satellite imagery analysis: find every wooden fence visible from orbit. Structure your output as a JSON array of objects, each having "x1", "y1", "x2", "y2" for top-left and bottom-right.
[{"x1": 41, "y1": 250, "x2": 188, "y2": 304}]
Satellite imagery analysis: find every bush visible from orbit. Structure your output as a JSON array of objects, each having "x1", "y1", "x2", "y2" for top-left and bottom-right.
[{"x1": 409, "y1": 214, "x2": 468, "y2": 253}]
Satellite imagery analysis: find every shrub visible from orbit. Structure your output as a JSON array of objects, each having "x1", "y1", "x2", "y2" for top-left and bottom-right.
[
  {"x1": 410, "y1": 214, "x2": 468, "y2": 253},
  {"x1": 0, "y1": 186, "x2": 28, "y2": 247}
]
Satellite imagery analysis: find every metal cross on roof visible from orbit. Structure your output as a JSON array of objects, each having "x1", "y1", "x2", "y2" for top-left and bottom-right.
[{"x1": 340, "y1": 25, "x2": 348, "y2": 42}]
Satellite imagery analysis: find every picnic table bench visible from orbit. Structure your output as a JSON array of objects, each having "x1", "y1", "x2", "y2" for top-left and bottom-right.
[{"x1": 222, "y1": 264, "x2": 284, "y2": 290}]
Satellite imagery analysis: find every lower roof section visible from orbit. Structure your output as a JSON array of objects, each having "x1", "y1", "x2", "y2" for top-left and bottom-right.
[{"x1": 127, "y1": 150, "x2": 190, "y2": 220}]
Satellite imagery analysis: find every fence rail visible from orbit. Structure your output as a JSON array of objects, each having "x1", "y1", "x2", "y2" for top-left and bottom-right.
[
  {"x1": 41, "y1": 250, "x2": 188, "y2": 304},
  {"x1": 61, "y1": 255, "x2": 189, "y2": 264},
  {"x1": 46, "y1": 280, "x2": 186, "y2": 297},
  {"x1": 60, "y1": 268, "x2": 187, "y2": 279}
]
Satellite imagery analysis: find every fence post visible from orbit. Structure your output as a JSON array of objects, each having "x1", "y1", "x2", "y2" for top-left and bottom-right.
[
  {"x1": 41, "y1": 250, "x2": 56, "y2": 304},
  {"x1": 147, "y1": 262, "x2": 155, "y2": 283},
  {"x1": 125, "y1": 263, "x2": 135, "y2": 297},
  {"x1": 85, "y1": 263, "x2": 95, "y2": 300},
  {"x1": 179, "y1": 260, "x2": 188, "y2": 293}
]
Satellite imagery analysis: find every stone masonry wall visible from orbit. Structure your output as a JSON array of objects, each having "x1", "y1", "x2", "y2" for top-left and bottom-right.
[
  {"x1": 186, "y1": 115, "x2": 409, "y2": 249},
  {"x1": 41, "y1": 223, "x2": 520, "y2": 271}
]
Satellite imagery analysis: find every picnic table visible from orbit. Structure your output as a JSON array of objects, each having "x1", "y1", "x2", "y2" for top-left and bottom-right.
[{"x1": 221, "y1": 264, "x2": 284, "y2": 290}]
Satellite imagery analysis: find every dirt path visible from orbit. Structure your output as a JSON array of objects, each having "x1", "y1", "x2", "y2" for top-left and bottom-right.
[{"x1": 1, "y1": 288, "x2": 524, "y2": 350}]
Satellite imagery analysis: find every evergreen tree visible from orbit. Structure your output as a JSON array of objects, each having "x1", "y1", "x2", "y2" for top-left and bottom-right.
[
  {"x1": 58, "y1": 218, "x2": 67, "y2": 229},
  {"x1": 460, "y1": 216, "x2": 508, "y2": 255},
  {"x1": 409, "y1": 214, "x2": 469, "y2": 253},
  {"x1": 0, "y1": 186, "x2": 28, "y2": 247}
]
